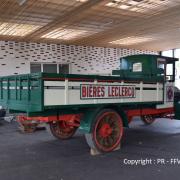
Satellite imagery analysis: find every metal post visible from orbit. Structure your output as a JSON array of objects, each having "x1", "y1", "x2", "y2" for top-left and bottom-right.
[{"x1": 64, "y1": 78, "x2": 68, "y2": 105}]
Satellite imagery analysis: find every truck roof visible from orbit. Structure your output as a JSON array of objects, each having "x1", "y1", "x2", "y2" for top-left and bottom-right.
[{"x1": 122, "y1": 54, "x2": 179, "y2": 63}]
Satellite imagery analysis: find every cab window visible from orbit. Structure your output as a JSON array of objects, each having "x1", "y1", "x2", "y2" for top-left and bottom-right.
[
  {"x1": 157, "y1": 58, "x2": 175, "y2": 82},
  {"x1": 132, "y1": 62, "x2": 142, "y2": 72}
]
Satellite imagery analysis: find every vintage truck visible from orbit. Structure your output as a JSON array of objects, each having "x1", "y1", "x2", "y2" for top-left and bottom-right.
[{"x1": 0, "y1": 54, "x2": 180, "y2": 153}]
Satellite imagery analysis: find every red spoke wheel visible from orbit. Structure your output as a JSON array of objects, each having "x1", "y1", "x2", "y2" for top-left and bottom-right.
[
  {"x1": 85, "y1": 109, "x2": 123, "y2": 153},
  {"x1": 141, "y1": 115, "x2": 156, "y2": 125},
  {"x1": 48, "y1": 121, "x2": 77, "y2": 140}
]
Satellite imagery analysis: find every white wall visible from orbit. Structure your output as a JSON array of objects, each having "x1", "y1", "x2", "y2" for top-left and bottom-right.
[{"x1": 0, "y1": 41, "x2": 157, "y2": 76}]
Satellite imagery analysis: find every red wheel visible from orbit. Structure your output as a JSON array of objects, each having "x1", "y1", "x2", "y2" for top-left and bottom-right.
[
  {"x1": 141, "y1": 115, "x2": 156, "y2": 125},
  {"x1": 49, "y1": 121, "x2": 77, "y2": 140},
  {"x1": 86, "y1": 109, "x2": 123, "y2": 153}
]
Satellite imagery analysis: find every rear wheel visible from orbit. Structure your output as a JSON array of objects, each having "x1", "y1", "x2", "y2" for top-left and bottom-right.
[
  {"x1": 85, "y1": 109, "x2": 123, "y2": 153},
  {"x1": 141, "y1": 115, "x2": 156, "y2": 125},
  {"x1": 48, "y1": 121, "x2": 77, "y2": 140}
]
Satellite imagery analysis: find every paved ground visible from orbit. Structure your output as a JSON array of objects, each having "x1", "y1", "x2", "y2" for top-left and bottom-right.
[{"x1": 0, "y1": 117, "x2": 180, "y2": 180}]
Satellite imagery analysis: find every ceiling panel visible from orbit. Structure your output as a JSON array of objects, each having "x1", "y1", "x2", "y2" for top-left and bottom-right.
[{"x1": 0, "y1": 0, "x2": 180, "y2": 51}]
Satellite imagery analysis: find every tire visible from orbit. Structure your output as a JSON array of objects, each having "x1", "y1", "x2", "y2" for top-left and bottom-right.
[
  {"x1": 141, "y1": 115, "x2": 156, "y2": 125},
  {"x1": 85, "y1": 109, "x2": 123, "y2": 153},
  {"x1": 48, "y1": 121, "x2": 77, "y2": 140}
]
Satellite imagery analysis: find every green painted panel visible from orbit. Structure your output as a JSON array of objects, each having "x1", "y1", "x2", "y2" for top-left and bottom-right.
[{"x1": 0, "y1": 74, "x2": 43, "y2": 112}]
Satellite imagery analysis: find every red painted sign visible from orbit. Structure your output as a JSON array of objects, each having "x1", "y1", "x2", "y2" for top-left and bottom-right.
[{"x1": 80, "y1": 84, "x2": 136, "y2": 99}]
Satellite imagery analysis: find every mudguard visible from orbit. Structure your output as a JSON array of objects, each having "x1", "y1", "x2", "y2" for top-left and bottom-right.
[{"x1": 79, "y1": 106, "x2": 129, "y2": 133}]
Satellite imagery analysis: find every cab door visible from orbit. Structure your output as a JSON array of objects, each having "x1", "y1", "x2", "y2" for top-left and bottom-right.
[{"x1": 157, "y1": 58, "x2": 175, "y2": 108}]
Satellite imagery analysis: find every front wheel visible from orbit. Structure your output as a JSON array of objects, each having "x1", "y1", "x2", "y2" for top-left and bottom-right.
[
  {"x1": 141, "y1": 115, "x2": 156, "y2": 125},
  {"x1": 85, "y1": 109, "x2": 124, "y2": 153},
  {"x1": 48, "y1": 121, "x2": 77, "y2": 140}
]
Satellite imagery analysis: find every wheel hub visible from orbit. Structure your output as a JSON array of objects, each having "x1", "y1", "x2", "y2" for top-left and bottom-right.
[{"x1": 99, "y1": 123, "x2": 112, "y2": 138}]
